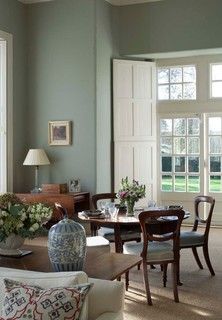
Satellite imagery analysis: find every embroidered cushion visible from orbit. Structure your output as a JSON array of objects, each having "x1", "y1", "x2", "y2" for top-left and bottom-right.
[{"x1": 1, "y1": 278, "x2": 92, "y2": 320}]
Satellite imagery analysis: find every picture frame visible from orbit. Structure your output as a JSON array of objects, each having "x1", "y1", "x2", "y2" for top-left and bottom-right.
[
  {"x1": 48, "y1": 120, "x2": 71, "y2": 146},
  {"x1": 69, "y1": 179, "x2": 81, "y2": 193}
]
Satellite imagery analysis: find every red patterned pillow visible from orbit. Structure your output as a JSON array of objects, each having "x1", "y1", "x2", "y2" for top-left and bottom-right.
[{"x1": 1, "y1": 278, "x2": 92, "y2": 320}]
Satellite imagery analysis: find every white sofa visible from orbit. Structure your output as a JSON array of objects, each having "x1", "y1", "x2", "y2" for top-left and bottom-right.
[{"x1": 0, "y1": 267, "x2": 124, "y2": 320}]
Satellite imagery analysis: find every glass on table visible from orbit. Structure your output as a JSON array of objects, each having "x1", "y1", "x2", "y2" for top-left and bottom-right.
[
  {"x1": 148, "y1": 200, "x2": 157, "y2": 209},
  {"x1": 109, "y1": 206, "x2": 119, "y2": 220}
]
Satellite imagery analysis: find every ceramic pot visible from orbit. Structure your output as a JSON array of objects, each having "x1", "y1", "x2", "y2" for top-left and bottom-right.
[
  {"x1": 48, "y1": 204, "x2": 86, "y2": 272},
  {"x1": 0, "y1": 234, "x2": 25, "y2": 256}
]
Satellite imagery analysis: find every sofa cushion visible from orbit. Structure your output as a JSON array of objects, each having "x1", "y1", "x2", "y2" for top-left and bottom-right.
[
  {"x1": 2, "y1": 278, "x2": 92, "y2": 320},
  {"x1": 0, "y1": 268, "x2": 89, "y2": 320}
]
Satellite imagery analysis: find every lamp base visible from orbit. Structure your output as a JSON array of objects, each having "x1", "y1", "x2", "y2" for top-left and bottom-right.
[{"x1": 31, "y1": 187, "x2": 42, "y2": 194}]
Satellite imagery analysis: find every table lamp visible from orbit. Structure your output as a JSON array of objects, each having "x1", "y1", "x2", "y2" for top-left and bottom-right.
[{"x1": 23, "y1": 149, "x2": 50, "y2": 193}]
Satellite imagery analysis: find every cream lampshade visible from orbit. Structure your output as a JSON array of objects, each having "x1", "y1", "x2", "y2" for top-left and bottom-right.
[{"x1": 23, "y1": 149, "x2": 50, "y2": 193}]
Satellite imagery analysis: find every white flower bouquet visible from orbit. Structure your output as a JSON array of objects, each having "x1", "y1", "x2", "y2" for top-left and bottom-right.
[
  {"x1": 117, "y1": 177, "x2": 146, "y2": 204},
  {"x1": 0, "y1": 193, "x2": 53, "y2": 242}
]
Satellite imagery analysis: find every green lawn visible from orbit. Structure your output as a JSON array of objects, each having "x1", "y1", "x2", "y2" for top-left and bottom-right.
[{"x1": 162, "y1": 175, "x2": 221, "y2": 192}]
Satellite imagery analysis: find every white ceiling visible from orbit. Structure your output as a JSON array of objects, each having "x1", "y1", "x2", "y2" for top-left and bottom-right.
[{"x1": 18, "y1": 0, "x2": 162, "y2": 5}]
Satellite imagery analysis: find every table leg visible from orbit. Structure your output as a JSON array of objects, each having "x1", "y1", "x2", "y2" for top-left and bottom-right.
[
  {"x1": 114, "y1": 224, "x2": 123, "y2": 253},
  {"x1": 90, "y1": 222, "x2": 98, "y2": 236}
]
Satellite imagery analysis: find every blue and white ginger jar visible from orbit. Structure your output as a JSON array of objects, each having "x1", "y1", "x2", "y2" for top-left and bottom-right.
[{"x1": 48, "y1": 218, "x2": 86, "y2": 272}]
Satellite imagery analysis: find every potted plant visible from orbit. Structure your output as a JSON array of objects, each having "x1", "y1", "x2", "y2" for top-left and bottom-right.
[
  {"x1": 0, "y1": 193, "x2": 52, "y2": 256},
  {"x1": 117, "y1": 177, "x2": 146, "y2": 216}
]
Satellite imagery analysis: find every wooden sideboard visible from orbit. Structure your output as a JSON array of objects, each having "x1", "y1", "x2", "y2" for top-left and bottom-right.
[{"x1": 16, "y1": 192, "x2": 90, "y2": 224}]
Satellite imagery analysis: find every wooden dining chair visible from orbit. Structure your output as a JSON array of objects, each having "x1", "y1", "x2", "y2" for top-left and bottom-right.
[
  {"x1": 92, "y1": 193, "x2": 141, "y2": 248},
  {"x1": 180, "y1": 195, "x2": 215, "y2": 276},
  {"x1": 123, "y1": 209, "x2": 185, "y2": 305}
]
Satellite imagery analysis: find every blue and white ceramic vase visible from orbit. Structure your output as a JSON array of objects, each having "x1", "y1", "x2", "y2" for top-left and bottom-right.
[{"x1": 48, "y1": 204, "x2": 86, "y2": 272}]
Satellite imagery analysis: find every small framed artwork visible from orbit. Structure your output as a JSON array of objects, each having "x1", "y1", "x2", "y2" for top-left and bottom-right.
[
  {"x1": 69, "y1": 179, "x2": 81, "y2": 193},
  {"x1": 48, "y1": 120, "x2": 72, "y2": 146}
]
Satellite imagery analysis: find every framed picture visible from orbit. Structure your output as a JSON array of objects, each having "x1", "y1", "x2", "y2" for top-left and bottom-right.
[
  {"x1": 48, "y1": 120, "x2": 71, "y2": 146},
  {"x1": 69, "y1": 179, "x2": 81, "y2": 193}
]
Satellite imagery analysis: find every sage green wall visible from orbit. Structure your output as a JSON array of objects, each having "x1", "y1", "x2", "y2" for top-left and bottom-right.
[
  {"x1": 95, "y1": 0, "x2": 119, "y2": 193},
  {"x1": 0, "y1": 0, "x2": 27, "y2": 192},
  {"x1": 26, "y1": 0, "x2": 96, "y2": 193},
  {"x1": 119, "y1": 0, "x2": 222, "y2": 55}
]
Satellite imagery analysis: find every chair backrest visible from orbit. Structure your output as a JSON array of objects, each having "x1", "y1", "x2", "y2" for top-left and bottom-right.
[
  {"x1": 92, "y1": 193, "x2": 117, "y2": 210},
  {"x1": 138, "y1": 209, "x2": 185, "y2": 260},
  {"x1": 193, "y1": 195, "x2": 215, "y2": 239}
]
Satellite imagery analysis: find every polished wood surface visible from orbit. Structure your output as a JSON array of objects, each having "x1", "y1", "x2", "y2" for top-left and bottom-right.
[
  {"x1": 17, "y1": 192, "x2": 90, "y2": 221},
  {"x1": 0, "y1": 245, "x2": 142, "y2": 281},
  {"x1": 17, "y1": 193, "x2": 75, "y2": 220},
  {"x1": 79, "y1": 210, "x2": 190, "y2": 253}
]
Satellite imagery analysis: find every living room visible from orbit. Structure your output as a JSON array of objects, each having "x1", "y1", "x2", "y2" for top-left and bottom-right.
[{"x1": 0, "y1": 0, "x2": 222, "y2": 319}]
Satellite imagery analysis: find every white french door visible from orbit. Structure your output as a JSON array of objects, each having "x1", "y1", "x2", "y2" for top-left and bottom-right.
[{"x1": 159, "y1": 113, "x2": 222, "y2": 225}]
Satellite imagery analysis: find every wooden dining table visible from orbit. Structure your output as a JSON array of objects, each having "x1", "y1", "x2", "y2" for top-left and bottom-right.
[{"x1": 78, "y1": 209, "x2": 190, "y2": 253}]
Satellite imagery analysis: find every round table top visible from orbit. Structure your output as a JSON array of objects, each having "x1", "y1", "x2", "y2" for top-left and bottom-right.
[{"x1": 78, "y1": 208, "x2": 190, "y2": 225}]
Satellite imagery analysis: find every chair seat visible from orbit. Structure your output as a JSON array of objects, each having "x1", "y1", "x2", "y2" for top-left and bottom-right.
[
  {"x1": 98, "y1": 227, "x2": 141, "y2": 242},
  {"x1": 86, "y1": 236, "x2": 110, "y2": 254},
  {"x1": 180, "y1": 231, "x2": 205, "y2": 247},
  {"x1": 123, "y1": 241, "x2": 174, "y2": 263}
]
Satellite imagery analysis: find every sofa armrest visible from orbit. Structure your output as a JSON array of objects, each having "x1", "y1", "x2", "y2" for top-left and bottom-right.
[{"x1": 88, "y1": 278, "x2": 124, "y2": 320}]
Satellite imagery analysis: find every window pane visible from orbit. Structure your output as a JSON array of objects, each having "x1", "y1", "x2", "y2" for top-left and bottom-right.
[
  {"x1": 183, "y1": 66, "x2": 196, "y2": 82},
  {"x1": 175, "y1": 175, "x2": 186, "y2": 191},
  {"x1": 188, "y1": 176, "x2": 200, "y2": 192},
  {"x1": 175, "y1": 156, "x2": 185, "y2": 172},
  {"x1": 212, "y1": 82, "x2": 222, "y2": 98},
  {"x1": 174, "y1": 137, "x2": 186, "y2": 154},
  {"x1": 209, "y1": 136, "x2": 222, "y2": 154},
  {"x1": 209, "y1": 117, "x2": 221, "y2": 135},
  {"x1": 161, "y1": 137, "x2": 172, "y2": 154},
  {"x1": 170, "y1": 84, "x2": 182, "y2": 100},
  {"x1": 158, "y1": 68, "x2": 169, "y2": 84},
  {"x1": 160, "y1": 119, "x2": 172, "y2": 136},
  {"x1": 188, "y1": 118, "x2": 200, "y2": 135},
  {"x1": 210, "y1": 156, "x2": 221, "y2": 172},
  {"x1": 162, "y1": 157, "x2": 172, "y2": 172},
  {"x1": 174, "y1": 118, "x2": 186, "y2": 135},
  {"x1": 183, "y1": 83, "x2": 196, "y2": 99},
  {"x1": 209, "y1": 175, "x2": 222, "y2": 192},
  {"x1": 170, "y1": 67, "x2": 182, "y2": 83},
  {"x1": 211, "y1": 64, "x2": 222, "y2": 81},
  {"x1": 161, "y1": 175, "x2": 172, "y2": 191},
  {"x1": 188, "y1": 137, "x2": 200, "y2": 154},
  {"x1": 188, "y1": 156, "x2": 199, "y2": 172},
  {"x1": 158, "y1": 85, "x2": 169, "y2": 100}
]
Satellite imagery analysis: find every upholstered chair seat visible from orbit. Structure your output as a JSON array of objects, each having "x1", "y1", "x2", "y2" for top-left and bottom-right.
[
  {"x1": 124, "y1": 241, "x2": 174, "y2": 262},
  {"x1": 98, "y1": 227, "x2": 141, "y2": 242},
  {"x1": 180, "y1": 231, "x2": 204, "y2": 247},
  {"x1": 86, "y1": 236, "x2": 110, "y2": 254}
]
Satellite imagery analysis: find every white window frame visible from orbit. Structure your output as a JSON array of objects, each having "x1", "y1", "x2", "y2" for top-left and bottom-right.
[
  {"x1": 157, "y1": 64, "x2": 197, "y2": 101},
  {"x1": 0, "y1": 30, "x2": 13, "y2": 192},
  {"x1": 210, "y1": 63, "x2": 222, "y2": 99}
]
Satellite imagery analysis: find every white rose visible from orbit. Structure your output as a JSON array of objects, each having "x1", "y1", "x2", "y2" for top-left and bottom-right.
[
  {"x1": 21, "y1": 212, "x2": 27, "y2": 221},
  {"x1": 16, "y1": 222, "x2": 24, "y2": 229},
  {"x1": 31, "y1": 223, "x2": 39, "y2": 231}
]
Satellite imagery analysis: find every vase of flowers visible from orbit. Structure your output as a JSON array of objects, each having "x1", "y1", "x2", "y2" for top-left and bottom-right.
[
  {"x1": 0, "y1": 193, "x2": 52, "y2": 256},
  {"x1": 117, "y1": 177, "x2": 146, "y2": 216}
]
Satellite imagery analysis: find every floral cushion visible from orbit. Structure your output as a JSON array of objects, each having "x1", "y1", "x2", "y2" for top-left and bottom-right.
[{"x1": 1, "y1": 278, "x2": 92, "y2": 320}]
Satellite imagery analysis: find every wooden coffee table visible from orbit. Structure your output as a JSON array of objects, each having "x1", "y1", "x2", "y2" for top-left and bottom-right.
[{"x1": 0, "y1": 245, "x2": 142, "y2": 283}]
